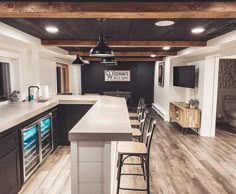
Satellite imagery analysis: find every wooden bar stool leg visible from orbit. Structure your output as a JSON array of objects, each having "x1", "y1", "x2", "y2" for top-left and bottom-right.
[
  {"x1": 141, "y1": 156, "x2": 146, "y2": 180},
  {"x1": 116, "y1": 154, "x2": 123, "y2": 194},
  {"x1": 116, "y1": 154, "x2": 121, "y2": 180},
  {"x1": 147, "y1": 157, "x2": 150, "y2": 194},
  {"x1": 116, "y1": 154, "x2": 120, "y2": 168}
]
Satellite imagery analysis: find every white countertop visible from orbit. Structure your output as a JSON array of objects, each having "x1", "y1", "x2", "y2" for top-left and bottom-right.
[
  {"x1": 0, "y1": 95, "x2": 132, "y2": 141},
  {"x1": 69, "y1": 95, "x2": 132, "y2": 141}
]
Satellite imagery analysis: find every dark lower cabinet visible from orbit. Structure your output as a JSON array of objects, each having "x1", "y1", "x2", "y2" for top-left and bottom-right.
[
  {"x1": 0, "y1": 103, "x2": 93, "y2": 194},
  {"x1": 0, "y1": 130, "x2": 21, "y2": 194},
  {"x1": 57, "y1": 104, "x2": 92, "y2": 145},
  {"x1": 51, "y1": 107, "x2": 60, "y2": 150}
]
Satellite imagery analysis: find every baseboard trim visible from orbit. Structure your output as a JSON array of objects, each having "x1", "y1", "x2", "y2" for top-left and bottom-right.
[{"x1": 152, "y1": 103, "x2": 170, "y2": 122}]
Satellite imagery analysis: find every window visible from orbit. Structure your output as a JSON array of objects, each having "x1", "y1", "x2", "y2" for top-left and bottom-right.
[
  {"x1": 0, "y1": 63, "x2": 11, "y2": 102},
  {"x1": 56, "y1": 63, "x2": 70, "y2": 94}
]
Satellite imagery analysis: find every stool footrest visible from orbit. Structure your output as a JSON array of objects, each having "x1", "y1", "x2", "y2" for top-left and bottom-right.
[
  {"x1": 121, "y1": 173, "x2": 145, "y2": 176},
  {"x1": 119, "y1": 187, "x2": 147, "y2": 191},
  {"x1": 123, "y1": 162, "x2": 142, "y2": 165}
]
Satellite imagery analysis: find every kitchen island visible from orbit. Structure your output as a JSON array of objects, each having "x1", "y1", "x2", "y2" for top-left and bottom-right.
[
  {"x1": 69, "y1": 96, "x2": 132, "y2": 194},
  {"x1": 0, "y1": 95, "x2": 132, "y2": 194}
]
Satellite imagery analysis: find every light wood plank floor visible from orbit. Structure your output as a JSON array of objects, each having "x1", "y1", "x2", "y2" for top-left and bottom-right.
[{"x1": 19, "y1": 114, "x2": 236, "y2": 194}]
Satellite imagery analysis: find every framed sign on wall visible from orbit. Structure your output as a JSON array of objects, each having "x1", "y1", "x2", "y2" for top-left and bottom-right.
[
  {"x1": 104, "y1": 70, "x2": 131, "y2": 82},
  {"x1": 158, "y1": 62, "x2": 165, "y2": 86}
]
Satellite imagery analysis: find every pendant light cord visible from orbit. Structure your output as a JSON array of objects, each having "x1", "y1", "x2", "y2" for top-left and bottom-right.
[{"x1": 100, "y1": 19, "x2": 103, "y2": 35}]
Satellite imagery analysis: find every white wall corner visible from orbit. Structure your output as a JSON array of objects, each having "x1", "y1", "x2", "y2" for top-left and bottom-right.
[
  {"x1": 0, "y1": 22, "x2": 41, "y2": 46},
  {"x1": 153, "y1": 58, "x2": 171, "y2": 121},
  {"x1": 207, "y1": 30, "x2": 236, "y2": 47},
  {"x1": 199, "y1": 55, "x2": 220, "y2": 137}
]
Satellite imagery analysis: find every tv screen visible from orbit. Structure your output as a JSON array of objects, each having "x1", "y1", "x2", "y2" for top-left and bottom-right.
[{"x1": 173, "y1": 65, "x2": 195, "y2": 88}]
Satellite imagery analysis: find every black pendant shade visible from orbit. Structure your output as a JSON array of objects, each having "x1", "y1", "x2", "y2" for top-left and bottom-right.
[
  {"x1": 72, "y1": 56, "x2": 87, "y2": 65},
  {"x1": 90, "y1": 33, "x2": 114, "y2": 57},
  {"x1": 101, "y1": 57, "x2": 118, "y2": 66},
  {"x1": 101, "y1": 56, "x2": 116, "y2": 64}
]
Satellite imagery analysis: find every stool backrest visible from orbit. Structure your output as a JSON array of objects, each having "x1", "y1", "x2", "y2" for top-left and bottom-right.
[
  {"x1": 139, "y1": 109, "x2": 149, "y2": 142},
  {"x1": 138, "y1": 104, "x2": 146, "y2": 122},
  {"x1": 137, "y1": 98, "x2": 145, "y2": 114},
  {"x1": 144, "y1": 117, "x2": 156, "y2": 158}
]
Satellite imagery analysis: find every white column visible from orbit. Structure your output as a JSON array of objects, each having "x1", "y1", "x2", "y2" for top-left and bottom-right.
[
  {"x1": 71, "y1": 141, "x2": 79, "y2": 194},
  {"x1": 103, "y1": 142, "x2": 111, "y2": 194},
  {"x1": 200, "y1": 55, "x2": 220, "y2": 137},
  {"x1": 71, "y1": 141, "x2": 113, "y2": 194}
]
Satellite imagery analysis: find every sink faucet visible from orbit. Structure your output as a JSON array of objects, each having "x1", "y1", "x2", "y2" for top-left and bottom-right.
[{"x1": 28, "y1": 86, "x2": 39, "y2": 101}]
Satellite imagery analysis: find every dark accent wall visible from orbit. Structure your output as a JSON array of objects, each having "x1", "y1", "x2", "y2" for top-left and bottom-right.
[{"x1": 81, "y1": 61, "x2": 155, "y2": 106}]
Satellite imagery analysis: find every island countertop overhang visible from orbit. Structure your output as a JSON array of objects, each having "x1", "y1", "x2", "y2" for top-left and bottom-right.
[
  {"x1": 0, "y1": 95, "x2": 132, "y2": 142},
  {"x1": 68, "y1": 95, "x2": 132, "y2": 141}
]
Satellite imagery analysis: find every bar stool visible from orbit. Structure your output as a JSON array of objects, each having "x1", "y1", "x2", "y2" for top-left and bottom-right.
[
  {"x1": 129, "y1": 98, "x2": 145, "y2": 118},
  {"x1": 130, "y1": 104, "x2": 145, "y2": 127},
  {"x1": 132, "y1": 110, "x2": 149, "y2": 142},
  {"x1": 116, "y1": 117, "x2": 157, "y2": 194}
]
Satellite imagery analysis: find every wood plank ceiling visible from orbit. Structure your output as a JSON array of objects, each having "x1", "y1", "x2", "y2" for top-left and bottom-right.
[{"x1": 0, "y1": 1, "x2": 236, "y2": 61}]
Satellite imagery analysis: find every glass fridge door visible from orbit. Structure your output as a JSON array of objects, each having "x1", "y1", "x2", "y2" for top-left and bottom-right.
[
  {"x1": 22, "y1": 123, "x2": 40, "y2": 182},
  {"x1": 40, "y1": 114, "x2": 53, "y2": 161}
]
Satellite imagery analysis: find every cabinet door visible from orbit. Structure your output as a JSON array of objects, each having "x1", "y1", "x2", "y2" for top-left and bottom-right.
[
  {"x1": 52, "y1": 108, "x2": 60, "y2": 150},
  {"x1": 58, "y1": 105, "x2": 92, "y2": 145},
  {"x1": 0, "y1": 132, "x2": 21, "y2": 194},
  {"x1": 64, "y1": 105, "x2": 92, "y2": 145}
]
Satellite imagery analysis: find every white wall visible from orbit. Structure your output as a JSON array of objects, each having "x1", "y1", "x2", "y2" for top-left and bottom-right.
[
  {"x1": 153, "y1": 58, "x2": 171, "y2": 121},
  {"x1": 154, "y1": 55, "x2": 219, "y2": 136},
  {"x1": 0, "y1": 22, "x2": 82, "y2": 100},
  {"x1": 154, "y1": 30, "x2": 236, "y2": 137},
  {"x1": 39, "y1": 57, "x2": 58, "y2": 96},
  {"x1": 70, "y1": 65, "x2": 82, "y2": 95}
]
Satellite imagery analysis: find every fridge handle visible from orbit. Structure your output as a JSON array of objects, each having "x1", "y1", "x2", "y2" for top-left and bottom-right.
[{"x1": 22, "y1": 122, "x2": 39, "y2": 132}]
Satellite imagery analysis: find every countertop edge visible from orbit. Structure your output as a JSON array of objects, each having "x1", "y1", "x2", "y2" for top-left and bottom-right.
[
  {"x1": 0, "y1": 95, "x2": 132, "y2": 142},
  {"x1": 0, "y1": 97, "x2": 98, "y2": 134}
]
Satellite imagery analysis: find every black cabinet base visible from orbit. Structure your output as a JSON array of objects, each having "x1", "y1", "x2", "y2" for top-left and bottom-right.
[{"x1": 0, "y1": 130, "x2": 21, "y2": 194}]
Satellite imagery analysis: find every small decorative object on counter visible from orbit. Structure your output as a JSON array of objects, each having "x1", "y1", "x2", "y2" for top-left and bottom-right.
[
  {"x1": 189, "y1": 99, "x2": 199, "y2": 109},
  {"x1": 9, "y1": 90, "x2": 20, "y2": 103},
  {"x1": 186, "y1": 103, "x2": 190, "y2": 108}
]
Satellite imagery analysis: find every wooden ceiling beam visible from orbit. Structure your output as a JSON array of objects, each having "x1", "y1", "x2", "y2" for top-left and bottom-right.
[
  {"x1": 42, "y1": 40, "x2": 206, "y2": 47},
  {"x1": 83, "y1": 57, "x2": 162, "y2": 62},
  {"x1": 0, "y1": 2, "x2": 236, "y2": 18},
  {"x1": 69, "y1": 51, "x2": 177, "y2": 56}
]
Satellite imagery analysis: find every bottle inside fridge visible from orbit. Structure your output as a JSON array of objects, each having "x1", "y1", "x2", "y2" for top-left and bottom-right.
[
  {"x1": 21, "y1": 113, "x2": 53, "y2": 182},
  {"x1": 22, "y1": 123, "x2": 40, "y2": 181},
  {"x1": 40, "y1": 115, "x2": 53, "y2": 160}
]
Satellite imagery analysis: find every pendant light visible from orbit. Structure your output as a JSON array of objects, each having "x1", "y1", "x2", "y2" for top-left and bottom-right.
[
  {"x1": 72, "y1": 55, "x2": 88, "y2": 65},
  {"x1": 101, "y1": 57, "x2": 118, "y2": 66},
  {"x1": 101, "y1": 56, "x2": 116, "y2": 64},
  {"x1": 104, "y1": 62, "x2": 118, "y2": 66},
  {"x1": 90, "y1": 19, "x2": 114, "y2": 57}
]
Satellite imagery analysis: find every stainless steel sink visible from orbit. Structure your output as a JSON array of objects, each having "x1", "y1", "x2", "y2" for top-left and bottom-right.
[{"x1": 37, "y1": 99, "x2": 48, "y2": 103}]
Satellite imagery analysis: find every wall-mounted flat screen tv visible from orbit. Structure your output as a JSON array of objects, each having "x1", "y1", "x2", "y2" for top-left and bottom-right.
[{"x1": 173, "y1": 65, "x2": 195, "y2": 88}]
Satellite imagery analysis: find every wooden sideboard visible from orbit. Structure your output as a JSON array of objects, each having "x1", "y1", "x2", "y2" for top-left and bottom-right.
[{"x1": 169, "y1": 102, "x2": 201, "y2": 134}]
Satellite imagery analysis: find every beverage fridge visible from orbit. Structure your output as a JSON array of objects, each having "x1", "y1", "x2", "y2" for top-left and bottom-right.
[{"x1": 21, "y1": 113, "x2": 53, "y2": 182}]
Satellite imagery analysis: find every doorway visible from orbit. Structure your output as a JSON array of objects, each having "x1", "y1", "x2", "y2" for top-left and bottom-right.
[
  {"x1": 216, "y1": 59, "x2": 236, "y2": 133},
  {"x1": 56, "y1": 63, "x2": 70, "y2": 94}
]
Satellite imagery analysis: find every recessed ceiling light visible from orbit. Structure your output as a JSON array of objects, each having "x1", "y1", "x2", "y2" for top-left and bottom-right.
[
  {"x1": 155, "y1": 21, "x2": 175, "y2": 27},
  {"x1": 150, "y1": 54, "x2": 156, "y2": 58},
  {"x1": 163, "y1": 46, "x2": 170, "y2": 50},
  {"x1": 45, "y1": 26, "x2": 59, "y2": 33},
  {"x1": 191, "y1": 27, "x2": 205, "y2": 34}
]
